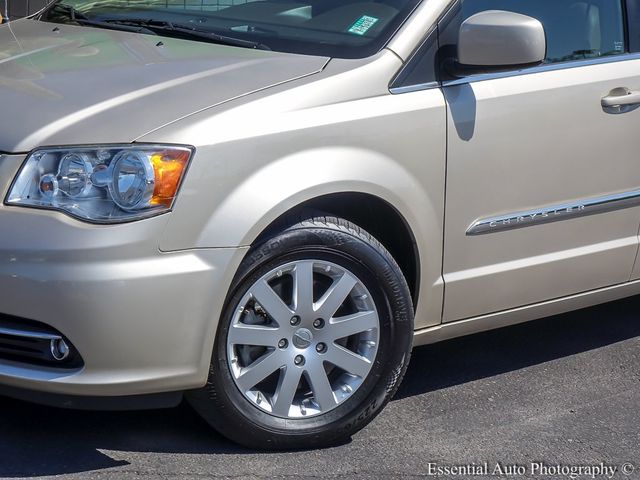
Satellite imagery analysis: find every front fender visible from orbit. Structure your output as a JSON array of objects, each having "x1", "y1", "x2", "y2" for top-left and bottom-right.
[
  {"x1": 160, "y1": 143, "x2": 445, "y2": 329},
  {"x1": 192, "y1": 147, "x2": 434, "y2": 250},
  {"x1": 145, "y1": 61, "x2": 447, "y2": 328}
]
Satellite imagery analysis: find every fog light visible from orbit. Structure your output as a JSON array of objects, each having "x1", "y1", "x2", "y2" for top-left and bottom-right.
[{"x1": 50, "y1": 338, "x2": 70, "y2": 361}]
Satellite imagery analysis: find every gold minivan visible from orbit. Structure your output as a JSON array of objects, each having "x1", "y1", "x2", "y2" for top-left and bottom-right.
[{"x1": 1, "y1": 0, "x2": 639, "y2": 449}]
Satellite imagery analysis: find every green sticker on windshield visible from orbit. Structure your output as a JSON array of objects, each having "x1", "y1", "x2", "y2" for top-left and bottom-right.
[{"x1": 348, "y1": 15, "x2": 379, "y2": 36}]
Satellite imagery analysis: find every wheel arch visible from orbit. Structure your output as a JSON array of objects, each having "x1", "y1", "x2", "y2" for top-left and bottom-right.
[{"x1": 253, "y1": 192, "x2": 421, "y2": 309}]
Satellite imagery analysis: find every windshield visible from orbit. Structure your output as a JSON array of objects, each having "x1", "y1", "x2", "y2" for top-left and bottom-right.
[{"x1": 39, "y1": 0, "x2": 422, "y2": 58}]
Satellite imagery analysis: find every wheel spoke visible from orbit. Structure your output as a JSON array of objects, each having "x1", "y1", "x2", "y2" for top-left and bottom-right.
[
  {"x1": 315, "y1": 272, "x2": 358, "y2": 320},
  {"x1": 293, "y1": 261, "x2": 315, "y2": 317},
  {"x1": 228, "y1": 323, "x2": 282, "y2": 347},
  {"x1": 271, "y1": 366, "x2": 303, "y2": 416},
  {"x1": 328, "y1": 311, "x2": 378, "y2": 341},
  {"x1": 235, "y1": 351, "x2": 284, "y2": 392},
  {"x1": 327, "y1": 344, "x2": 371, "y2": 378},
  {"x1": 249, "y1": 279, "x2": 293, "y2": 324},
  {"x1": 305, "y1": 361, "x2": 337, "y2": 411}
]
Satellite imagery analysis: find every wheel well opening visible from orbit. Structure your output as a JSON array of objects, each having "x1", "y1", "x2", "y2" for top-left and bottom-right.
[{"x1": 256, "y1": 193, "x2": 420, "y2": 308}]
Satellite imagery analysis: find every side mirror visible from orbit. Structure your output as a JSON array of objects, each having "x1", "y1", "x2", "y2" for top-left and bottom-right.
[{"x1": 455, "y1": 10, "x2": 546, "y2": 74}]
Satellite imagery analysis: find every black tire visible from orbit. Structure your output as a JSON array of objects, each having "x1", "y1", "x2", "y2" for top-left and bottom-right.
[{"x1": 186, "y1": 215, "x2": 414, "y2": 449}]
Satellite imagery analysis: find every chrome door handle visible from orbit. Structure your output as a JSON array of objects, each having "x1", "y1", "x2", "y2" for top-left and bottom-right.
[{"x1": 602, "y1": 87, "x2": 640, "y2": 108}]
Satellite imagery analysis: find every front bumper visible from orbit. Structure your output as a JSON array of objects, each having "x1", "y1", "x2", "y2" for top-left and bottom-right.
[{"x1": 0, "y1": 154, "x2": 248, "y2": 397}]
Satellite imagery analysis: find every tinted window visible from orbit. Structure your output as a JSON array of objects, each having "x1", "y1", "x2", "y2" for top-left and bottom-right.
[
  {"x1": 462, "y1": 0, "x2": 626, "y2": 63},
  {"x1": 391, "y1": 28, "x2": 438, "y2": 89},
  {"x1": 626, "y1": 0, "x2": 640, "y2": 52}
]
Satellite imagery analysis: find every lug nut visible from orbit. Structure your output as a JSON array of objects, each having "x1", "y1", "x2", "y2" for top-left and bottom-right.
[
  {"x1": 294, "y1": 355, "x2": 305, "y2": 366},
  {"x1": 278, "y1": 338, "x2": 288, "y2": 349},
  {"x1": 290, "y1": 315, "x2": 301, "y2": 326},
  {"x1": 316, "y1": 343, "x2": 327, "y2": 354},
  {"x1": 313, "y1": 318, "x2": 325, "y2": 329}
]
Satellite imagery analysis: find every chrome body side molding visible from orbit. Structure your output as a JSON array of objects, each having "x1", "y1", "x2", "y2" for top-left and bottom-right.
[{"x1": 467, "y1": 188, "x2": 640, "y2": 236}]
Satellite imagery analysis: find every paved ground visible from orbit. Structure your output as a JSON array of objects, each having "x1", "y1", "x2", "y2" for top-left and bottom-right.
[{"x1": 1, "y1": 296, "x2": 639, "y2": 480}]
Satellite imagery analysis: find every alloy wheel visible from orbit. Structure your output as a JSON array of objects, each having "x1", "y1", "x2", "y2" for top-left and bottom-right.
[{"x1": 226, "y1": 259, "x2": 380, "y2": 418}]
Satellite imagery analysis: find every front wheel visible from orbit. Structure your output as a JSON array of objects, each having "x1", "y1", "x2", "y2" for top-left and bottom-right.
[{"x1": 187, "y1": 216, "x2": 414, "y2": 449}]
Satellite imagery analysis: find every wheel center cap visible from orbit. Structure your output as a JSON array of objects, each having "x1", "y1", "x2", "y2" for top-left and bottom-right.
[{"x1": 292, "y1": 328, "x2": 313, "y2": 349}]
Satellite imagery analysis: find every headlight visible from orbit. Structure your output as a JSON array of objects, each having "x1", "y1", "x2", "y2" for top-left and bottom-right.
[{"x1": 5, "y1": 145, "x2": 193, "y2": 223}]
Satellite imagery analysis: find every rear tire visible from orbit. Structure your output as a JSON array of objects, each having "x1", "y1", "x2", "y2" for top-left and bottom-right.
[{"x1": 187, "y1": 215, "x2": 414, "y2": 449}]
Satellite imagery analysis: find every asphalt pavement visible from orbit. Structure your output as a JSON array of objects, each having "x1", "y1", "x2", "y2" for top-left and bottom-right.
[{"x1": 1, "y1": 296, "x2": 639, "y2": 479}]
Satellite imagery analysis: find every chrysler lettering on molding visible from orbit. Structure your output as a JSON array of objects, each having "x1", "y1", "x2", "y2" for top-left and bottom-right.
[
  {"x1": 467, "y1": 189, "x2": 640, "y2": 236},
  {"x1": 488, "y1": 205, "x2": 585, "y2": 228}
]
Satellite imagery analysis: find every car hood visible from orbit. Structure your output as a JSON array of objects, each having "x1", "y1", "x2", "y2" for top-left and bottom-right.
[{"x1": 0, "y1": 19, "x2": 329, "y2": 152}]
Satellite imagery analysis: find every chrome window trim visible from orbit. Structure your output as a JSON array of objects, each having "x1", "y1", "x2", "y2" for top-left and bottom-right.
[
  {"x1": 467, "y1": 188, "x2": 640, "y2": 236},
  {"x1": 390, "y1": 81, "x2": 440, "y2": 94},
  {"x1": 443, "y1": 52, "x2": 640, "y2": 87},
  {"x1": 389, "y1": 40, "x2": 640, "y2": 95}
]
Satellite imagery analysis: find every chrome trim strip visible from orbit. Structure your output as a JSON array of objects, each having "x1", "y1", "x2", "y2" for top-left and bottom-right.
[
  {"x1": 467, "y1": 189, "x2": 640, "y2": 236},
  {"x1": 390, "y1": 81, "x2": 440, "y2": 94},
  {"x1": 393, "y1": 52, "x2": 640, "y2": 95},
  {"x1": 444, "y1": 52, "x2": 640, "y2": 87},
  {"x1": 0, "y1": 326, "x2": 61, "y2": 341}
]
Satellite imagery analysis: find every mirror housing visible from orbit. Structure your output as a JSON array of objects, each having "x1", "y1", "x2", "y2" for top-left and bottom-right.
[{"x1": 455, "y1": 10, "x2": 546, "y2": 74}]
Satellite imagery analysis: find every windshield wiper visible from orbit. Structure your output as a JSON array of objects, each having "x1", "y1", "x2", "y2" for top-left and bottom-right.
[
  {"x1": 48, "y1": 3, "x2": 157, "y2": 35},
  {"x1": 103, "y1": 19, "x2": 271, "y2": 50},
  {"x1": 46, "y1": 3, "x2": 269, "y2": 50}
]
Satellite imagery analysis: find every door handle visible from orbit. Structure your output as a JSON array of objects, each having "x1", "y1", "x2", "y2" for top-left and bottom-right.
[{"x1": 602, "y1": 87, "x2": 640, "y2": 109}]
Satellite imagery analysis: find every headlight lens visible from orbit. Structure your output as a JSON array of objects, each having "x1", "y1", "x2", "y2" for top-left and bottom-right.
[
  {"x1": 108, "y1": 150, "x2": 156, "y2": 211},
  {"x1": 6, "y1": 145, "x2": 193, "y2": 223}
]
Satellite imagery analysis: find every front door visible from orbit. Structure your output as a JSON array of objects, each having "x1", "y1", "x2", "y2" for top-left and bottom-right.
[{"x1": 441, "y1": 0, "x2": 640, "y2": 321}]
